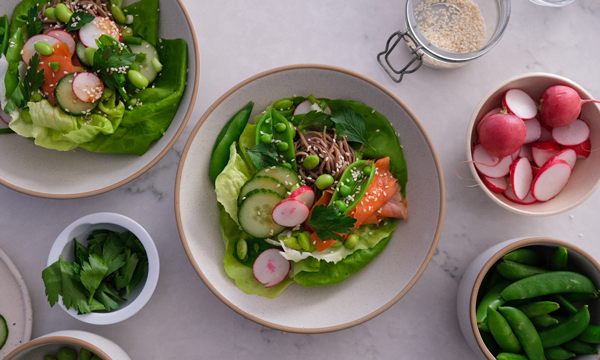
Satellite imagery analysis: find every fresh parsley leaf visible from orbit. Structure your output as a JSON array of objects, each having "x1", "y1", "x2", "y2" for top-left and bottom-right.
[
  {"x1": 102, "y1": 236, "x2": 126, "y2": 276},
  {"x1": 3, "y1": 82, "x2": 28, "y2": 113},
  {"x1": 330, "y1": 106, "x2": 372, "y2": 148},
  {"x1": 79, "y1": 254, "x2": 109, "y2": 300},
  {"x1": 246, "y1": 143, "x2": 280, "y2": 170},
  {"x1": 65, "y1": 11, "x2": 95, "y2": 32},
  {"x1": 306, "y1": 204, "x2": 356, "y2": 242},
  {"x1": 42, "y1": 260, "x2": 62, "y2": 306},
  {"x1": 26, "y1": 4, "x2": 43, "y2": 37},
  {"x1": 297, "y1": 110, "x2": 333, "y2": 132},
  {"x1": 92, "y1": 35, "x2": 135, "y2": 101},
  {"x1": 74, "y1": 239, "x2": 89, "y2": 266},
  {"x1": 115, "y1": 248, "x2": 139, "y2": 294},
  {"x1": 26, "y1": 53, "x2": 45, "y2": 94},
  {"x1": 94, "y1": 282, "x2": 120, "y2": 311},
  {"x1": 59, "y1": 257, "x2": 92, "y2": 314}
]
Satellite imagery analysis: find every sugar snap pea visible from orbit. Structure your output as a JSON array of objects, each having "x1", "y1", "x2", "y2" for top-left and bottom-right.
[
  {"x1": 478, "y1": 267, "x2": 502, "y2": 305},
  {"x1": 549, "y1": 246, "x2": 568, "y2": 271},
  {"x1": 562, "y1": 339, "x2": 599, "y2": 355},
  {"x1": 0, "y1": 15, "x2": 8, "y2": 56},
  {"x1": 480, "y1": 330, "x2": 502, "y2": 356},
  {"x1": 502, "y1": 248, "x2": 546, "y2": 267},
  {"x1": 209, "y1": 101, "x2": 254, "y2": 184},
  {"x1": 496, "y1": 353, "x2": 528, "y2": 360},
  {"x1": 551, "y1": 294, "x2": 578, "y2": 315},
  {"x1": 518, "y1": 301, "x2": 560, "y2": 318},
  {"x1": 531, "y1": 314, "x2": 559, "y2": 328},
  {"x1": 538, "y1": 305, "x2": 590, "y2": 348},
  {"x1": 329, "y1": 160, "x2": 376, "y2": 215},
  {"x1": 477, "y1": 279, "x2": 512, "y2": 332},
  {"x1": 488, "y1": 307, "x2": 523, "y2": 353},
  {"x1": 544, "y1": 346, "x2": 576, "y2": 360},
  {"x1": 496, "y1": 259, "x2": 548, "y2": 281},
  {"x1": 562, "y1": 292, "x2": 598, "y2": 302},
  {"x1": 577, "y1": 325, "x2": 600, "y2": 343},
  {"x1": 499, "y1": 306, "x2": 545, "y2": 360},
  {"x1": 501, "y1": 272, "x2": 599, "y2": 301}
]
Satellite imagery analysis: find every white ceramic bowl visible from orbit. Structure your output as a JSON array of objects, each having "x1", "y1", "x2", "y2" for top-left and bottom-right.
[
  {"x1": 0, "y1": 0, "x2": 199, "y2": 198},
  {"x1": 176, "y1": 64, "x2": 445, "y2": 333},
  {"x1": 457, "y1": 237, "x2": 600, "y2": 360},
  {"x1": 466, "y1": 73, "x2": 600, "y2": 216},
  {"x1": 4, "y1": 330, "x2": 130, "y2": 360},
  {"x1": 47, "y1": 212, "x2": 159, "y2": 325}
]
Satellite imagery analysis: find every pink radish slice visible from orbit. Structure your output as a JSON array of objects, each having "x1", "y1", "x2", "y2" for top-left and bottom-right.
[
  {"x1": 79, "y1": 17, "x2": 121, "y2": 49},
  {"x1": 472, "y1": 144, "x2": 512, "y2": 178},
  {"x1": 547, "y1": 148, "x2": 577, "y2": 169},
  {"x1": 478, "y1": 113, "x2": 527, "y2": 158},
  {"x1": 272, "y1": 198, "x2": 310, "y2": 227},
  {"x1": 46, "y1": 30, "x2": 76, "y2": 55},
  {"x1": 531, "y1": 159, "x2": 572, "y2": 201},
  {"x1": 564, "y1": 138, "x2": 591, "y2": 159},
  {"x1": 72, "y1": 72, "x2": 104, "y2": 103},
  {"x1": 482, "y1": 176, "x2": 508, "y2": 194},
  {"x1": 531, "y1": 141, "x2": 561, "y2": 168},
  {"x1": 523, "y1": 118, "x2": 542, "y2": 144},
  {"x1": 292, "y1": 99, "x2": 332, "y2": 116},
  {"x1": 289, "y1": 186, "x2": 315, "y2": 208},
  {"x1": 503, "y1": 88, "x2": 538, "y2": 120},
  {"x1": 532, "y1": 166, "x2": 540, "y2": 177},
  {"x1": 552, "y1": 119, "x2": 590, "y2": 146},
  {"x1": 22, "y1": 34, "x2": 62, "y2": 65},
  {"x1": 252, "y1": 249, "x2": 290, "y2": 288},
  {"x1": 511, "y1": 148, "x2": 521, "y2": 161},
  {"x1": 504, "y1": 186, "x2": 537, "y2": 205},
  {"x1": 519, "y1": 145, "x2": 533, "y2": 162},
  {"x1": 510, "y1": 157, "x2": 533, "y2": 200},
  {"x1": 0, "y1": 107, "x2": 10, "y2": 125},
  {"x1": 540, "y1": 85, "x2": 600, "y2": 128}
]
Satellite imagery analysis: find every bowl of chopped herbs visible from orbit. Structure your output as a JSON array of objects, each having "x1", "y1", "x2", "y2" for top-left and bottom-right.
[{"x1": 43, "y1": 212, "x2": 159, "y2": 325}]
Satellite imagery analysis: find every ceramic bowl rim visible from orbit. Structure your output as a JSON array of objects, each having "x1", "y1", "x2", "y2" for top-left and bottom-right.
[{"x1": 4, "y1": 335, "x2": 111, "y2": 360}]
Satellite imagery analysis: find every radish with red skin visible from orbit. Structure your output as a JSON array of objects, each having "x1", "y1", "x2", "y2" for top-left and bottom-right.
[
  {"x1": 510, "y1": 157, "x2": 533, "y2": 200},
  {"x1": 72, "y1": 72, "x2": 104, "y2": 103},
  {"x1": 539, "y1": 85, "x2": 600, "y2": 128},
  {"x1": 547, "y1": 149, "x2": 577, "y2": 169},
  {"x1": 532, "y1": 166, "x2": 540, "y2": 177},
  {"x1": 79, "y1": 17, "x2": 121, "y2": 49},
  {"x1": 478, "y1": 113, "x2": 527, "y2": 158},
  {"x1": 564, "y1": 138, "x2": 591, "y2": 159},
  {"x1": 252, "y1": 249, "x2": 290, "y2": 288},
  {"x1": 523, "y1": 117, "x2": 542, "y2": 144},
  {"x1": 272, "y1": 198, "x2": 310, "y2": 227},
  {"x1": 504, "y1": 186, "x2": 537, "y2": 205},
  {"x1": 477, "y1": 107, "x2": 503, "y2": 133},
  {"x1": 519, "y1": 145, "x2": 533, "y2": 162},
  {"x1": 22, "y1": 35, "x2": 62, "y2": 65},
  {"x1": 538, "y1": 124, "x2": 554, "y2": 142},
  {"x1": 531, "y1": 141, "x2": 561, "y2": 168},
  {"x1": 503, "y1": 88, "x2": 538, "y2": 120},
  {"x1": 289, "y1": 186, "x2": 315, "y2": 208},
  {"x1": 46, "y1": 30, "x2": 76, "y2": 55},
  {"x1": 531, "y1": 159, "x2": 572, "y2": 201},
  {"x1": 293, "y1": 99, "x2": 332, "y2": 116},
  {"x1": 472, "y1": 144, "x2": 512, "y2": 178},
  {"x1": 482, "y1": 175, "x2": 508, "y2": 193},
  {"x1": 552, "y1": 119, "x2": 590, "y2": 146}
]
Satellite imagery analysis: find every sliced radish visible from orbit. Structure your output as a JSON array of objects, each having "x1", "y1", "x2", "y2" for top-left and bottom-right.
[
  {"x1": 0, "y1": 107, "x2": 10, "y2": 125},
  {"x1": 531, "y1": 159, "x2": 572, "y2": 202},
  {"x1": 504, "y1": 186, "x2": 537, "y2": 205},
  {"x1": 472, "y1": 144, "x2": 512, "y2": 178},
  {"x1": 503, "y1": 88, "x2": 538, "y2": 120},
  {"x1": 510, "y1": 157, "x2": 533, "y2": 200},
  {"x1": 79, "y1": 17, "x2": 121, "y2": 49},
  {"x1": 292, "y1": 99, "x2": 332, "y2": 116},
  {"x1": 564, "y1": 138, "x2": 591, "y2": 159},
  {"x1": 531, "y1": 141, "x2": 561, "y2": 168},
  {"x1": 272, "y1": 198, "x2": 310, "y2": 227},
  {"x1": 72, "y1": 72, "x2": 104, "y2": 103},
  {"x1": 523, "y1": 117, "x2": 542, "y2": 144},
  {"x1": 289, "y1": 186, "x2": 315, "y2": 208},
  {"x1": 532, "y1": 166, "x2": 540, "y2": 177},
  {"x1": 252, "y1": 249, "x2": 290, "y2": 288},
  {"x1": 519, "y1": 145, "x2": 533, "y2": 162},
  {"x1": 22, "y1": 34, "x2": 62, "y2": 65},
  {"x1": 511, "y1": 148, "x2": 521, "y2": 161},
  {"x1": 552, "y1": 119, "x2": 590, "y2": 146},
  {"x1": 46, "y1": 30, "x2": 76, "y2": 55},
  {"x1": 482, "y1": 176, "x2": 508, "y2": 194},
  {"x1": 547, "y1": 148, "x2": 577, "y2": 169},
  {"x1": 538, "y1": 124, "x2": 554, "y2": 142}
]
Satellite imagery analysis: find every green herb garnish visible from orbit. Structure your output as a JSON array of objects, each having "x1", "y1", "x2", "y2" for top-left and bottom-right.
[
  {"x1": 297, "y1": 111, "x2": 333, "y2": 132},
  {"x1": 26, "y1": 4, "x2": 43, "y2": 37},
  {"x1": 306, "y1": 204, "x2": 356, "y2": 242},
  {"x1": 4, "y1": 54, "x2": 44, "y2": 113},
  {"x1": 246, "y1": 143, "x2": 280, "y2": 170},
  {"x1": 330, "y1": 106, "x2": 372, "y2": 148},
  {"x1": 65, "y1": 11, "x2": 95, "y2": 31},
  {"x1": 92, "y1": 35, "x2": 136, "y2": 101}
]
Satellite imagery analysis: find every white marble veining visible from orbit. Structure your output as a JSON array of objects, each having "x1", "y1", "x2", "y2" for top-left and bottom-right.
[{"x1": 1, "y1": 0, "x2": 599, "y2": 359}]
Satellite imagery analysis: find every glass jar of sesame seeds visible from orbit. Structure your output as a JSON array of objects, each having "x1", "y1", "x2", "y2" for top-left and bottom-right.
[{"x1": 377, "y1": 0, "x2": 511, "y2": 83}]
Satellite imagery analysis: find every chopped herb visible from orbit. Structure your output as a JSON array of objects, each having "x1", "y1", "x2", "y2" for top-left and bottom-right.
[
  {"x1": 65, "y1": 11, "x2": 94, "y2": 31},
  {"x1": 26, "y1": 5, "x2": 43, "y2": 37},
  {"x1": 92, "y1": 35, "x2": 135, "y2": 101},
  {"x1": 331, "y1": 106, "x2": 372, "y2": 148},
  {"x1": 297, "y1": 110, "x2": 333, "y2": 132},
  {"x1": 306, "y1": 204, "x2": 356, "y2": 242},
  {"x1": 4, "y1": 54, "x2": 45, "y2": 113},
  {"x1": 246, "y1": 143, "x2": 280, "y2": 170}
]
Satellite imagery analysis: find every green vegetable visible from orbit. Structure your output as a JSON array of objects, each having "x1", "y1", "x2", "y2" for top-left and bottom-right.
[
  {"x1": 0, "y1": 15, "x2": 8, "y2": 55},
  {"x1": 496, "y1": 353, "x2": 528, "y2": 360},
  {"x1": 330, "y1": 106, "x2": 372, "y2": 149},
  {"x1": 128, "y1": 70, "x2": 149, "y2": 88},
  {"x1": 55, "y1": 3, "x2": 73, "y2": 23},
  {"x1": 544, "y1": 346, "x2": 576, "y2": 360},
  {"x1": 551, "y1": 293, "x2": 578, "y2": 315},
  {"x1": 496, "y1": 259, "x2": 548, "y2": 281},
  {"x1": 124, "y1": 36, "x2": 143, "y2": 46},
  {"x1": 549, "y1": 246, "x2": 568, "y2": 271},
  {"x1": 329, "y1": 160, "x2": 376, "y2": 215},
  {"x1": 7, "y1": 0, "x2": 51, "y2": 40},
  {"x1": 538, "y1": 305, "x2": 590, "y2": 348},
  {"x1": 297, "y1": 232, "x2": 314, "y2": 252},
  {"x1": 476, "y1": 279, "x2": 511, "y2": 332},
  {"x1": 92, "y1": 35, "x2": 136, "y2": 101},
  {"x1": 578, "y1": 325, "x2": 600, "y2": 343},
  {"x1": 44, "y1": 7, "x2": 57, "y2": 20},
  {"x1": 562, "y1": 339, "x2": 598, "y2": 355},
  {"x1": 302, "y1": 154, "x2": 319, "y2": 170},
  {"x1": 344, "y1": 233, "x2": 359, "y2": 249},
  {"x1": 49, "y1": 62, "x2": 60, "y2": 70},
  {"x1": 501, "y1": 272, "x2": 599, "y2": 301},
  {"x1": 56, "y1": 347, "x2": 77, "y2": 360},
  {"x1": 0, "y1": 314, "x2": 7, "y2": 350},
  {"x1": 26, "y1": 4, "x2": 43, "y2": 37},
  {"x1": 65, "y1": 11, "x2": 95, "y2": 32},
  {"x1": 214, "y1": 143, "x2": 252, "y2": 225},
  {"x1": 502, "y1": 248, "x2": 546, "y2": 267},
  {"x1": 305, "y1": 204, "x2": 356, "y2": 242},
  {"x1": 110, "y1": 2, "x2": 127, "y2": 24},
  {"x1": 499, "y1": 306, "x2": 545, "y2": 360},
  {"x1": 254, "y1": 108, "x2": 296, "y2": 170},
  {"x1": 79, "y1": 348, "x2": 93, "y2": 360},
  {"x1": 236, "y1": 239, "x2": 248, "y2": 261},
  {"x1": 5, "y1": 53, "x2": 45, "y2": 113},
  {"x1": 4, "y1": 27, "x2": 24, "y2": 101},
  {"x1": 517, "y1": 301, "x2": 560, "y2": 318},
  {"x1": 531, "y1": 314, "x2": 560, "y2": 328},
  {"x1": 123, "y1": 0, "x2": 159, "y2": 46},
  {"x1": 488, "y1": 307, "x2": 523, "y2": 353},
  {"x1": 315, "y1": 174, "x2": 334, "y2": 189},
  {"x1": 34, "y1": 41, "x2": 53, "y2": 55}
]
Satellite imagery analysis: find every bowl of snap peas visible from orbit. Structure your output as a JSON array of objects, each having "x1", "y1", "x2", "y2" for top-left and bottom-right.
[
  {"x1": 4, "y1": 330, "x2": 131, "y2": 360},
  {"x1": 457, "y1": 237, "x2": 600, "y2": 360}
]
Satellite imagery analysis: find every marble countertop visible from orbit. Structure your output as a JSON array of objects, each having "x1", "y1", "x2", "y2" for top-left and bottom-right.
[{"x1": 1, "y1": 0, "x2": 599, "y2": 359}]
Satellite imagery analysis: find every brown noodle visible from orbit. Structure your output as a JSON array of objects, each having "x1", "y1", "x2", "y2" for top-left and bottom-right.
[{"x1": 39, "y1": 0, "x2": 114, "y2": 33}]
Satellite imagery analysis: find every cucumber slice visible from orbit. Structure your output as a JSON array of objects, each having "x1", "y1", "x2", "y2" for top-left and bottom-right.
[
  {"x1": 76, "y1": 41, "x2": 91, "y2": 67},
  {"x1": 255, "y1": 166, "x2": 301, "y2": 190},
  {"x1": 54, "y1": 73, "x2": 99, "y2": 116},
  {"x1": 238, "y1": 189, "x2": 285, "y2": 238},
  {"x1": 238, "y1": 176, "x2": 287, "y2": 205},
  {"x1": 0, "y1": 314, "x2": 7, "y2": 349},
  {"x1": 127, "y1": 40, "x2": 159, "y2": 84}
]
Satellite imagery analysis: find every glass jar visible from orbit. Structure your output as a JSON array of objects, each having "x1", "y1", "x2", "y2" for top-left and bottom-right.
[
  {"x1": 529, "y1": 0, "x2": 576, "y2": 6},
  {"x1": 378, "y1": 0, "x2": 511, "y2": 83}
]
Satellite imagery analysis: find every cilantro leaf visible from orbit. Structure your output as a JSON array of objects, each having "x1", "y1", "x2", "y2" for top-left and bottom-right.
[
  {"x1": 246, "y1": 143, "x2": 280, "y2": 170},
  {"x1": 306, "y1": 204, "x2": 356, "y2": 242},
  {"x1": 26, "y1": 5, "x2": 43, "y2": 37},
  {"x1": 297, "y1": 111, "x2": 333, "y2": 132},
  {"x1": 330, "y1": 106, "x2": 372, "y2": 148},
  {"x1": 65, "y1": 11, "x2": 94, "y2": 32},
  {"x1": 42, "y1": 260, "x2": 62, "y2": 306},
  {"x1": 26, "y1": 53, "x2": 45, "y2": 94},
  {"x1": 92, "y1": 35, "x2": 135, "y2": 100},
  {"x1": 79, "y1": 254, "x2": 108, "y2": 300}
]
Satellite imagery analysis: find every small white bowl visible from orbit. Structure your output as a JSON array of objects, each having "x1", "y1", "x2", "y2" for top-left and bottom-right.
[
  {"x1": 47, "y1": 213, "x2": 159, "y2": 325},
  {"x1": 457, "y1": 237, "x2": 600, "y2": 360},
  {"x1": 4, "y1": 330, "x2": 130, "y2": 360}
]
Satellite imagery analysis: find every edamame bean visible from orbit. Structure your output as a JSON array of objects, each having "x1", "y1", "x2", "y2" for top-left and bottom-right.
[
  {"x1": 501, "y1": 272, "x2": 598, "y2": 301},
  {"x1": 34, "y1": 41, "x2": 53, "y2": 56},
  {"x1": 127, "y1": 70, "x2": 149, "y2": 88},
  {"x1": 30, "y1": 91, "x2": 42, "y2": 102},
  {"x1": 517, "y1": 301, "x2": 560, "y2": 318},
  {"x1": 496, "y1": 353, "x2": 529, "y2": 360},
  {"x1": 476, "y1": 279, "x2": 511, "y2": 332},
  {"x1": 55, "y1": 3, "x2": 73, "y2": 23},
  {"x1": 544, "y1": 346, "x2": 576, "y2": 360},
  {"x1": 502, "y1": 248, "x2": 546, "y2": 267},
  {"x1": 56, "y1": 347, "x2": 77, "y2": 360},
  {"x1": 236, "y1": 239, "x2": 248, "y2": 260},
  {"x1": 110, "y1": 3, "x2": 127, "y2": 24},
  {"x1": 274, "y1": 122, "x2": 287, "y2": 133},
  {"x1": 79, "y1": 348, "x2": 93, "y2": 360},
  {"x1": 151, "y1": 57, "x2": 163, "y2": 72},
  {"x1": 84, "y1": 47, "x2": 96, "y2": 66},
  {"x1": 21, "y1": 109, "x2": 32, "y2": 123},
  {"x1": 334, "y1": 200, "x2": 347, "y2": 213},
  {"x1": 562, "y1": 339, "x2": 599, "y2": 355},
  {"x1": 344, "y1": 233, "x2": 359, "y2": 249},
  {"x1": 281, "y1": 235, "x2": 300, "y2": 250},
  {"x1": 276, "y1": 141, "x2": 289, "y2": 151},
  {"x1": 303, "y1": 154, "x2": 319, "y2": 170},
  {"x1": 260, "y1": 133, "x2": 272, "y2": 144},
  {"x1": 538, "y1": 305, "x2": 590, "y2": 348},
  {"x1": 499, "y1": 306, "x2": 545, "y2": 360},
  {"x1": 496, "y1": 260, "x2": 548, "y2": 281},
  {"x1": 549, "y1": 247, "x2": 568, "y2": 271},
  {"x1": 44, "y1": 7, "x2": 57, "y2": 20},
  {"x1": 273, "y1": 98, "x2": 293, "y2": 110},
  {"x1": 315, "y1": 174, "x2": 334, "y2": 189},
  {"x1": 297, "y1": 232, "x2": 314, "y2": 252},
  {"x1": 488, "y1": 307, "x2": 523, "y2": 353}
]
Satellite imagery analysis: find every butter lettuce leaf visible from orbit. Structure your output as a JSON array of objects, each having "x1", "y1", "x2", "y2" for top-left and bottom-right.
[
  {"x1": 215, "y1": 142, "x2": 251, "y2": 225},
  {"x1": 123, "y1": 0, "x2": 159, "y2": 46}
]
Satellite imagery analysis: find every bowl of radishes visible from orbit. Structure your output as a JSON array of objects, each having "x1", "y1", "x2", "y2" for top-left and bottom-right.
[{"x1": 467, "y1": 73, "x2": 600, "y2": 216}]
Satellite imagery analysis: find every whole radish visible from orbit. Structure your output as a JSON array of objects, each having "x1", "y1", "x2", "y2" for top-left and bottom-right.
[
  {"x1": 478, "y1": 113, "x2": 527, "y2": 158},
  {"x1": 539, "y1": 85, "x2": 600, "y2": 128}
]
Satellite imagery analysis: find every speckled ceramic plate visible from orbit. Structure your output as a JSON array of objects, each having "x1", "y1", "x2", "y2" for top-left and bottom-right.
[
  {"x1": 0, "y1": 0, "x2": 199, "y2": 198},
  {"x1": 175, "y1": 64, "x2": 445, "y2": 333},
  {"x1": 0, "y1": 248, "x2": 32, "y2": 358}
]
